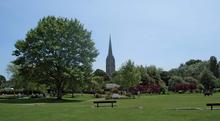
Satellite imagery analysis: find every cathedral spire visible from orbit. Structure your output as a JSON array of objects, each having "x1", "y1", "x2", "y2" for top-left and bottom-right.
[
  {"x1": 108, "y1": 35, "x2": 113, "y2": 56},
  {"x1": 106, "y1": 35, "x2": 115, "y2": 76}
]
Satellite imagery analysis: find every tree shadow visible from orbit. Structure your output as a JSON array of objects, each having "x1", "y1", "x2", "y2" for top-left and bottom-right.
[{"x1": 0, "y1": 97, "x2": 83, "y2": 104}]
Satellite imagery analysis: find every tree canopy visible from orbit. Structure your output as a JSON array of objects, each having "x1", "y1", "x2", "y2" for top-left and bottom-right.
[
  {"x1": 93, "y1": 69, "x2": 110, "y2": 82},
  {"x1": 209, "y1": 56, "x2": 219, "y2": 78},
  {"x1": 13, "y1": 16, "x2": 98, "y2": 99},
  {"x1": 0, "y1": 75, "x2": 6, "y2": 88},
  {"x1": 200, "y1": 68, "x2": 216, "y2": 91},
  {"x1": 114, "y1": 60, "x2": 141, "y2": 90}
]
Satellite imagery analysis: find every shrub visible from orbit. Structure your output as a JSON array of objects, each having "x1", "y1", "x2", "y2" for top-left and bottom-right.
[
  {"x1": 132, "y1": 83, "x2": 163, "y2": 94},
  {"x1": 105, "y1": 92, "x2": 112, "y2": 99},
  {"x1": 111, "y1": 88, "x2": 119, "y2": 93},
  {"x1": 171, "y1": 83, "x2": 197, "y2": 93},
  {"x1": 94, "y1": 93, "x2": 102, "y2": 98},
  {"x1": 196, "y1": 84, "x2": 204, "y2": 93}
]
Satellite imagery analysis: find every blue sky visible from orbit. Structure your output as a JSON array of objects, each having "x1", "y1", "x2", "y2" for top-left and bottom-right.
[{"x1": 1, "y1": 0, "x2": 220, "y2": 79}]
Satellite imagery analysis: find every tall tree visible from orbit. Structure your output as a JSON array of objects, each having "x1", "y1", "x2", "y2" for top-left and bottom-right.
[
  {"x1": 137, "y1": 65, "x2": 150, "y2": 84},
  {"x1": 200, "y1": 68, "x2": 216, "y2": 92},
  {"x1": 65, "y1": 68, "x2": 83, "y2": 98},
  {"x1": 209, "y1": 56, "x2": 219, "y2": 78},
  {"x1": 160, "y1": 71, "x2": 171, "y2": 86},
  {"x1": 146, "y1": 65, "x2": 161, "y2": 83},
  {"x1": 7, "y1": 64, "x2": 25, "y2": 89},
  {"x1": 117, "y1": 60, "x2": 141, "y2": 90},
  {"x1": 90, "y1": 76, "x2": 105, "y2": 93},
  {"x1": 93, "y1": 69, "x2": 110, "y2": 82},
  {"x1": 169, "y1": 60, "x2": 208, "y2": 80},
  {"x1": 13, "y1": 16, "x2": 98, "y2": 99},
  {"x1": 168, "y1": 76, "x2": 184, "y2": 89},
  {"x1": 185, "y1": 59, "x2": 202, "y2": 66},
  {"x1": 0, "y1": 75, "x2": 6, "y2": 88},
  {"x1": 184, "y1": 76, "x2": 198, "y2": 84}
]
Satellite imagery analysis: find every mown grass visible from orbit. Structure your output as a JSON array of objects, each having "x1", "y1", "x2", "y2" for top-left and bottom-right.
[{"x1": 0, "y1": 93, "x2": 220, "y2": 121}]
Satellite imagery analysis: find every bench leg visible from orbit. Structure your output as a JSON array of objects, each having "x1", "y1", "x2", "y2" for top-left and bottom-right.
[
  {"x1": 97, "y1": 103, "x2": 99, "y2": 107},
  {"x1": 211, "y1": 106, "x2": 213, "y2": 110},
  {"x1": 112, "y1": 103, "x2": 113, "y2": 108}
]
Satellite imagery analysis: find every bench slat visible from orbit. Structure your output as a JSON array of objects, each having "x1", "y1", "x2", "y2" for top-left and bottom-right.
[
  {"x1": 93, "y1": 100, "x2": 117, "y2": 108},
  {"x1": 207, "y1": 103, "x2": 220, "y2": 106},
  {"x1": 206, "y1": 103, "x2": 220, "y2": 110},
  {"x1": 94, "y1": 101, "x2": 116, "y2": 103}
]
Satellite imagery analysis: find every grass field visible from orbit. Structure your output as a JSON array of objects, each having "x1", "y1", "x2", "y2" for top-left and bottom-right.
[{"x1": 0, "y1": 93, "x2": 220, "y2": 121}]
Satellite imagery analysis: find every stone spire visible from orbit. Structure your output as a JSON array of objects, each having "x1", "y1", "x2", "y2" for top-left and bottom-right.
[
  {"x1": 108, "y1": 36, "x2": 113, "y2": 56},
  {"x1": 106, "y1": 35, "x2": 115, "y2": 76}
]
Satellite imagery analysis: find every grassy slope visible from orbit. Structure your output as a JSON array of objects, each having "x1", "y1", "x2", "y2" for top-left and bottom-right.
[{"x1": 0, "y1": 93, "x2": 220, "y2": 121}]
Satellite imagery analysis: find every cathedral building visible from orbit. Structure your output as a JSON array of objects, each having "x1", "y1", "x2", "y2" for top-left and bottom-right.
[{"x1": 106, "y1": 36, "x2": 115, "y2": 76}]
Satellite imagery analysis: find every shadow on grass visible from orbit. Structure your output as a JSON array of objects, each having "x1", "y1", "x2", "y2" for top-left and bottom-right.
[
  {"x1": 0, "y1": 96, "x2": 17, "y2": 99},
  {"x1": 94, "y1": 105, "x2": 117, "y2": 108},
  {"x1": 0, "y1": 97, "x2": 83, "y2": 104}
]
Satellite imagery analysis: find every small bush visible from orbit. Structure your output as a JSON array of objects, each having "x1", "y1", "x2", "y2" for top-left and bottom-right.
[
  {"x1": 94, "y1": 93, "x2": 102, "y2": 98},
  {"x1": 111, "y1": 88, "x2": 119, "y2": 93},
  {"x1": 105, "y1": 92, "x2": 112, "y2": 99}
]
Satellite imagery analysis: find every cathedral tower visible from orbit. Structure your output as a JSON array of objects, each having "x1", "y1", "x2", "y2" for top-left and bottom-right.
[{"x1": 106, "y1": 36, "x2": 115, "y2": 76}]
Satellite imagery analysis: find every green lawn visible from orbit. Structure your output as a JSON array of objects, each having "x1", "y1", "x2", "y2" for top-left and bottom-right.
[{"x1": 0, "y1": 93, "x2": 220, "y2": 121}]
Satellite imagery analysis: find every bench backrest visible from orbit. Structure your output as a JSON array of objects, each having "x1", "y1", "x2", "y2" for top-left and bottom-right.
[
  {"x1": 207, "y1": 103, "x2": 220, "y2": 106},
  {"x1": 94, "y1": 100, "x2": 116, "y2": 103}
]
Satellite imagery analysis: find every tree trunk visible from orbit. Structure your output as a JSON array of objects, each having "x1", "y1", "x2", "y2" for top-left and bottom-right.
[
  {"x1": 57, "y1": 88, "x2": 63, "y2": 100},
  {"x1": 55, "y1": 77, "x2": 65, "y2": 100},
  {"x1": 56, "y1": 81, "x2": 64, "y2": 100},
  {"x1": 71, "y1": 88, "x2": 74, "y2": 98}
]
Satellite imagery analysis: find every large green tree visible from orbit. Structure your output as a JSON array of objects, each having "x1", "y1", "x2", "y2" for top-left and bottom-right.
[
  {"x1": 0, "y1": 75, "x2": 6, "y2": 88},
  {"x1": 146, "y1": 65, "x2": 161, "y2": 83},
  {"x1": 209, "y1": 56, "x2": 219, "y2": 78},
  {"x1": 137, "y1": 65, "x2": 150, "y2": 84},
  {"x1": 7, "y1": 64, "x2": 26, "y2": 90},
  {"x1": 200, "y1": 68, "x2": 216, "y2": 92},
  {"x1": 13, "y1": 16, "x2": 98, "y2": 99},
  {"x1": 168, "y1": 76, "x2": 184, "y2": 89},
  {"x1": 160, "y1": 71, "x2": 171, "y2": 86},
  {"x1": 117, "y1": 60, "x2": 141, "y2": 90},
  {"x1": 93, "y1": 69, "x2": 110, "y2": 82},
  {"x1": 169, "y1": 60, "x2": 208, "y2": 80}
]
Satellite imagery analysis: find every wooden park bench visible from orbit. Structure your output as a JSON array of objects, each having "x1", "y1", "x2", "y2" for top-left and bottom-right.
[
  {"x1": 206, "y1": 103, "x2": 220, "y2": 110},
  {"x1": 93, "y1": 100, "x2": 117, "y2": 108}
]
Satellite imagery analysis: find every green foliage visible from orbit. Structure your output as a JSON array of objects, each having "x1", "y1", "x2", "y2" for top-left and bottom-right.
[
  {"x1": 146, "y1": 65, "x2": 161, "y2": 82},
  {"x1": 86, "y1": 69, "x2": 110, "y2": 94},
  {"x1": 7, "y1": 64, "x2": 24, "y2": 89},
  {"x1": 158, "y1": 80, "x2": 167, "y2": 94},
  {"x1": 137, "y1": 65, "x2": 150, "y2": 83},
  {"x1": 199, "y1": 68, "x2": 216, "y2": 91},
  {"x1": 168, "y1": 76, "x2": 184, "y2": 88},
  {"x1": 116, "y1": 60, "x2": 141, "y2": 90},
  {"x1": 90, "y1": 76, "x2": 105, "y2": 93},
  {"x1": 209, "y1": 56, "x2": 219, "y2": 78},
  {"x1": 215, "y1": 79, "x2": 220, "y2": 88},
  {"x1": 197, "y1": 83, "x2": 204, "y2": 92},
  {"x1": 185, "y1": 59, "x2": 202, "y2": 66},
  {"x1": 7, "y1": 64, "x2": 47, "y2": 94},
  {"x1": 168, "y1": 56, "x2": 220, "y2": 92},
  {"x1": 12, "y1": 16, "x2": 98, "y2": 99},
  {"x1": 160, "y1": 71, "x2": 171, "y2": 85},
  {"x1": 93, "y1": 69, "x2": 110, "y2": 82},
  {"x1": 184, "y1": 76, "x2": 198, "y2": 84},
  {"x1": 111, "y1": 71, "x2": 123, "y2": 84},
  {"x1": 65, "y1": 69, "x2": 84, "y2": 97},
  {"x1": 169, "y1": 61, "x2": 208, "y2": 80},
  {"x1": 136, "y1": 65, "x2": 162, "y2": 84},
  {"x1": 0, "y1": 75, "x2": 6, "y2": 88}
]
